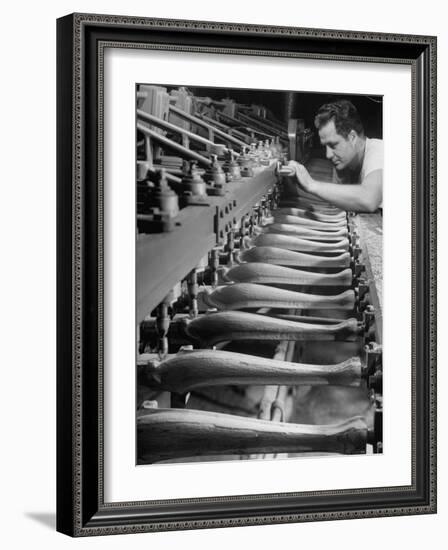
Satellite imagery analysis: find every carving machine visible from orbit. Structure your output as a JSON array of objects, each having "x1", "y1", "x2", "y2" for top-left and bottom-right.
[{"x1": 136, "y1": 85, "x2": 383, "y2": 464}]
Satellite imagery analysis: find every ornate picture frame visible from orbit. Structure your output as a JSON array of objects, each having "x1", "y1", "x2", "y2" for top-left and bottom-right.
[{"x1": 56, "y1": 13, "x2": 436, "y2": 536}]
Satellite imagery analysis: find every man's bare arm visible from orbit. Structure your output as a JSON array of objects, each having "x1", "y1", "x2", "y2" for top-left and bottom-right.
[{"x1": 288, "y1": 162, "x2": 383, "y2": 213}]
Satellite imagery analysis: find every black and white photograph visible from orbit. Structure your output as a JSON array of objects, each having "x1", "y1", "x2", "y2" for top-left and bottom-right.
[
  {"x1": 135, "y1": 84, "x2": 383, "y2": 465},
  {"x1": 1, "y1": 0, "x2": 443, "y2": 545},
  {"x1": 53, "y1": 2, "x2": 438, "y2": 539}
]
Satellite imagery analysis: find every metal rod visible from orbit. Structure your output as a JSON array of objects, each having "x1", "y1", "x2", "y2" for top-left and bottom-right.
[
  {"x1": 216, "y1": 112, "x2": 273, "y2": 139},
  {"x1": 241, "y1": 109, "x2": 288, "y2": 133},
  {"x1": 137, "y1": 122, "x2": 212, "y2": 167},
  {"x1": 237, "y1": 112, "x2": 288, "y2": 138},
  {"x1": 200, "y1": 114, "x2": 249, "y2": 141},
  {"x1": 194, "y1": 113, "x2": 250, "y2": 148},
  {"x1": 147, "y1": 168, "x2": 182, "y2": 185},
  {"x1": 169, "y1": 105, "x2": 248, "y2": 148},
  {"x1": 239, "y1": 104, "x2": 287, "y2": 132},
  {"x1": 137, "y1": 109, "x2": 226, "y2": 151}
]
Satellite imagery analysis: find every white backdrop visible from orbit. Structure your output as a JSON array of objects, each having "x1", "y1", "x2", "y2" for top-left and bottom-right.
[{"x1": 0, "y1": 1, "x2": 445, "y2": 548}]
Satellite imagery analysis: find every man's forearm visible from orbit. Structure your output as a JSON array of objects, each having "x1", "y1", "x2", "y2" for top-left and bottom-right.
[
  {"x1": 307, "y1": 179, "x2": 379, "y2": 213},
  {"x1": 287, "y1": 161, "x2": 382, "y2": 213}
]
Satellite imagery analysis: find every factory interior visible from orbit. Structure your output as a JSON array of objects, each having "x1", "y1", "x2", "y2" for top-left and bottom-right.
[{"x1": 135, "y1": 84, "x2": 383, "y2": 465}]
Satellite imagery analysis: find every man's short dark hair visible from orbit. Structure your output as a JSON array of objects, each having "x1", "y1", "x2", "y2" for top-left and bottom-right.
[{"x1": 314, "y1": 100, "x2": 364, "y2": 138}]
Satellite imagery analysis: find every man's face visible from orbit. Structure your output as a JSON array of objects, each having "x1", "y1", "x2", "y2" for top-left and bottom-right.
[{"x1": 318, "y1": 119, "x2": 357, "y2": 171}]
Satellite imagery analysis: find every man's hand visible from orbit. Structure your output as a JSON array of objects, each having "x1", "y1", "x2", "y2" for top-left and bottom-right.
[{"x1": 287, "y1": 161, "x2": 314, "y2": 193}]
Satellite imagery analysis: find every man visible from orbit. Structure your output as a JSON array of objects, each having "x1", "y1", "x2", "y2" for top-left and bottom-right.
[{"x1": 288, "y1": 100, "x2": 383, "y2": 213}]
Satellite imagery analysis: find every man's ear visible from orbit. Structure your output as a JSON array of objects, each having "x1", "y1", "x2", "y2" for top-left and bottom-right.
[{"x1": 348, "y1": 129, "x2": 357, "y2": 143}]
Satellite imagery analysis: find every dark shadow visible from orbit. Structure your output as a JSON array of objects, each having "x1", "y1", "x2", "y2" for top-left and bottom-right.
[{"x1": 25, "y1": 512, "x2": 56, "y2": 530}]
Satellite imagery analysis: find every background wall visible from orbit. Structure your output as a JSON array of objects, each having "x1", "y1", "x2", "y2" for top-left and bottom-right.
[{"x1": 0, "y1": 1, "x2": 444, "y2": 548}]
